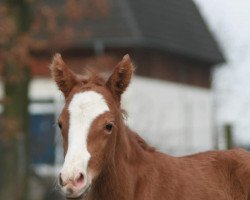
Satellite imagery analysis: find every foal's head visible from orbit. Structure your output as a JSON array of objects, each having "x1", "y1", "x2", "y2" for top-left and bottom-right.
[{"x1": 50, "y1": 54, "x2": 133, "y2": 199}]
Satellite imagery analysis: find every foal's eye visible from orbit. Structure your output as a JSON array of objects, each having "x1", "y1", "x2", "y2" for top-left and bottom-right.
[
  {"x1": 105, "y1": 123, "x2": 113, "y2": 132},
  {"x1": 58, "y1": 122, "x2": 62, "y2": 129}
]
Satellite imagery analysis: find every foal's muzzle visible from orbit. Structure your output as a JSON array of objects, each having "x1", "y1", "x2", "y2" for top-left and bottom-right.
[{"x1": 58, "y1": 172, "x2": 89, "y2": 199}]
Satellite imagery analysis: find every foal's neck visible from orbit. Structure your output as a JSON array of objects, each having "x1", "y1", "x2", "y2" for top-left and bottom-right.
[
  {"x1": 91, "y1": 121, "x2": 152, "y2": 200},
  {"x1": 115, "y1": 119, "x2": 153, "y2": 164}
]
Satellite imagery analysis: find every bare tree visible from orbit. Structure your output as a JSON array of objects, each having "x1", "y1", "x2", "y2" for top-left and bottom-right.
[{"x1": 0, "y1": 0, "x2": 110, "y2": 199}]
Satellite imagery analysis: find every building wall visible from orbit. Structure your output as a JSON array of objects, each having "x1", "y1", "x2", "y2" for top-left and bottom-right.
[{"x1": 123, "y1": 76, "x2": 214, "y2": 155}]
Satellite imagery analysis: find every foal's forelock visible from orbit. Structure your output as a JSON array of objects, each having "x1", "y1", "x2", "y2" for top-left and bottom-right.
[{"x1": 60, "y1": 91, "x2": 109, "y2": 181}]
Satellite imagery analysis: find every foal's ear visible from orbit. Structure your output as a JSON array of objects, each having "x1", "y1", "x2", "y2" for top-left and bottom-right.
[
  {"x1": 106, "y1": 54, "x2": 134, "y2": 100},
  {"x1": 50, "y1": 53, "x2": 78, "y2": 98}
]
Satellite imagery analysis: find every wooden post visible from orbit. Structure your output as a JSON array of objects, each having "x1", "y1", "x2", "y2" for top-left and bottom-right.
[{"x1": 224, "y1": 124, "x2": 234, "y2": 149}]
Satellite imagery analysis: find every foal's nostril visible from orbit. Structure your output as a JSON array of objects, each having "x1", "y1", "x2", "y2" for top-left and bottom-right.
[
  {"x1": 67, "y1": 187, "x2": 73, "y2": 194},
  {"x1": 75, "y1": 173, "x2": 84, "y2": 185},
  {"x1": 59, "y1": 172, "x2": 85, "y2": 189},
  {"x1": 59, "y1": 173, "x2": 65, "y2": 187}
]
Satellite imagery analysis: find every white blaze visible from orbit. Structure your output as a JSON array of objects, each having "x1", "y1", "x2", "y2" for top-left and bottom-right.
[{"x1": 60, "y1": 91, "x2": 109, "y2": 181}]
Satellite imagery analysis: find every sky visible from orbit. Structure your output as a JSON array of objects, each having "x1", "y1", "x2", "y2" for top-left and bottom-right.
[{"x1": 194, "y1": 0, "x2": 250, "y2": 145}]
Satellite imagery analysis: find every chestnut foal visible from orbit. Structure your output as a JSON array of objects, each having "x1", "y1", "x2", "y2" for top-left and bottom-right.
[{"x1": 51, "y1": 54, "x2": 250, "y2": 200}]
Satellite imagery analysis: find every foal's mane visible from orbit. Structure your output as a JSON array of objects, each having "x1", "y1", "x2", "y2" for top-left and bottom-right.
[
  {"x1": 134, "y1": 133, "x2": 155, "y2": 152},
  {"x1": 125, "y1": 127, "x2": 155, "y2": 153},
  {"x1": 132, "y1": 132, "x2": 155, "y2": 152}
]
